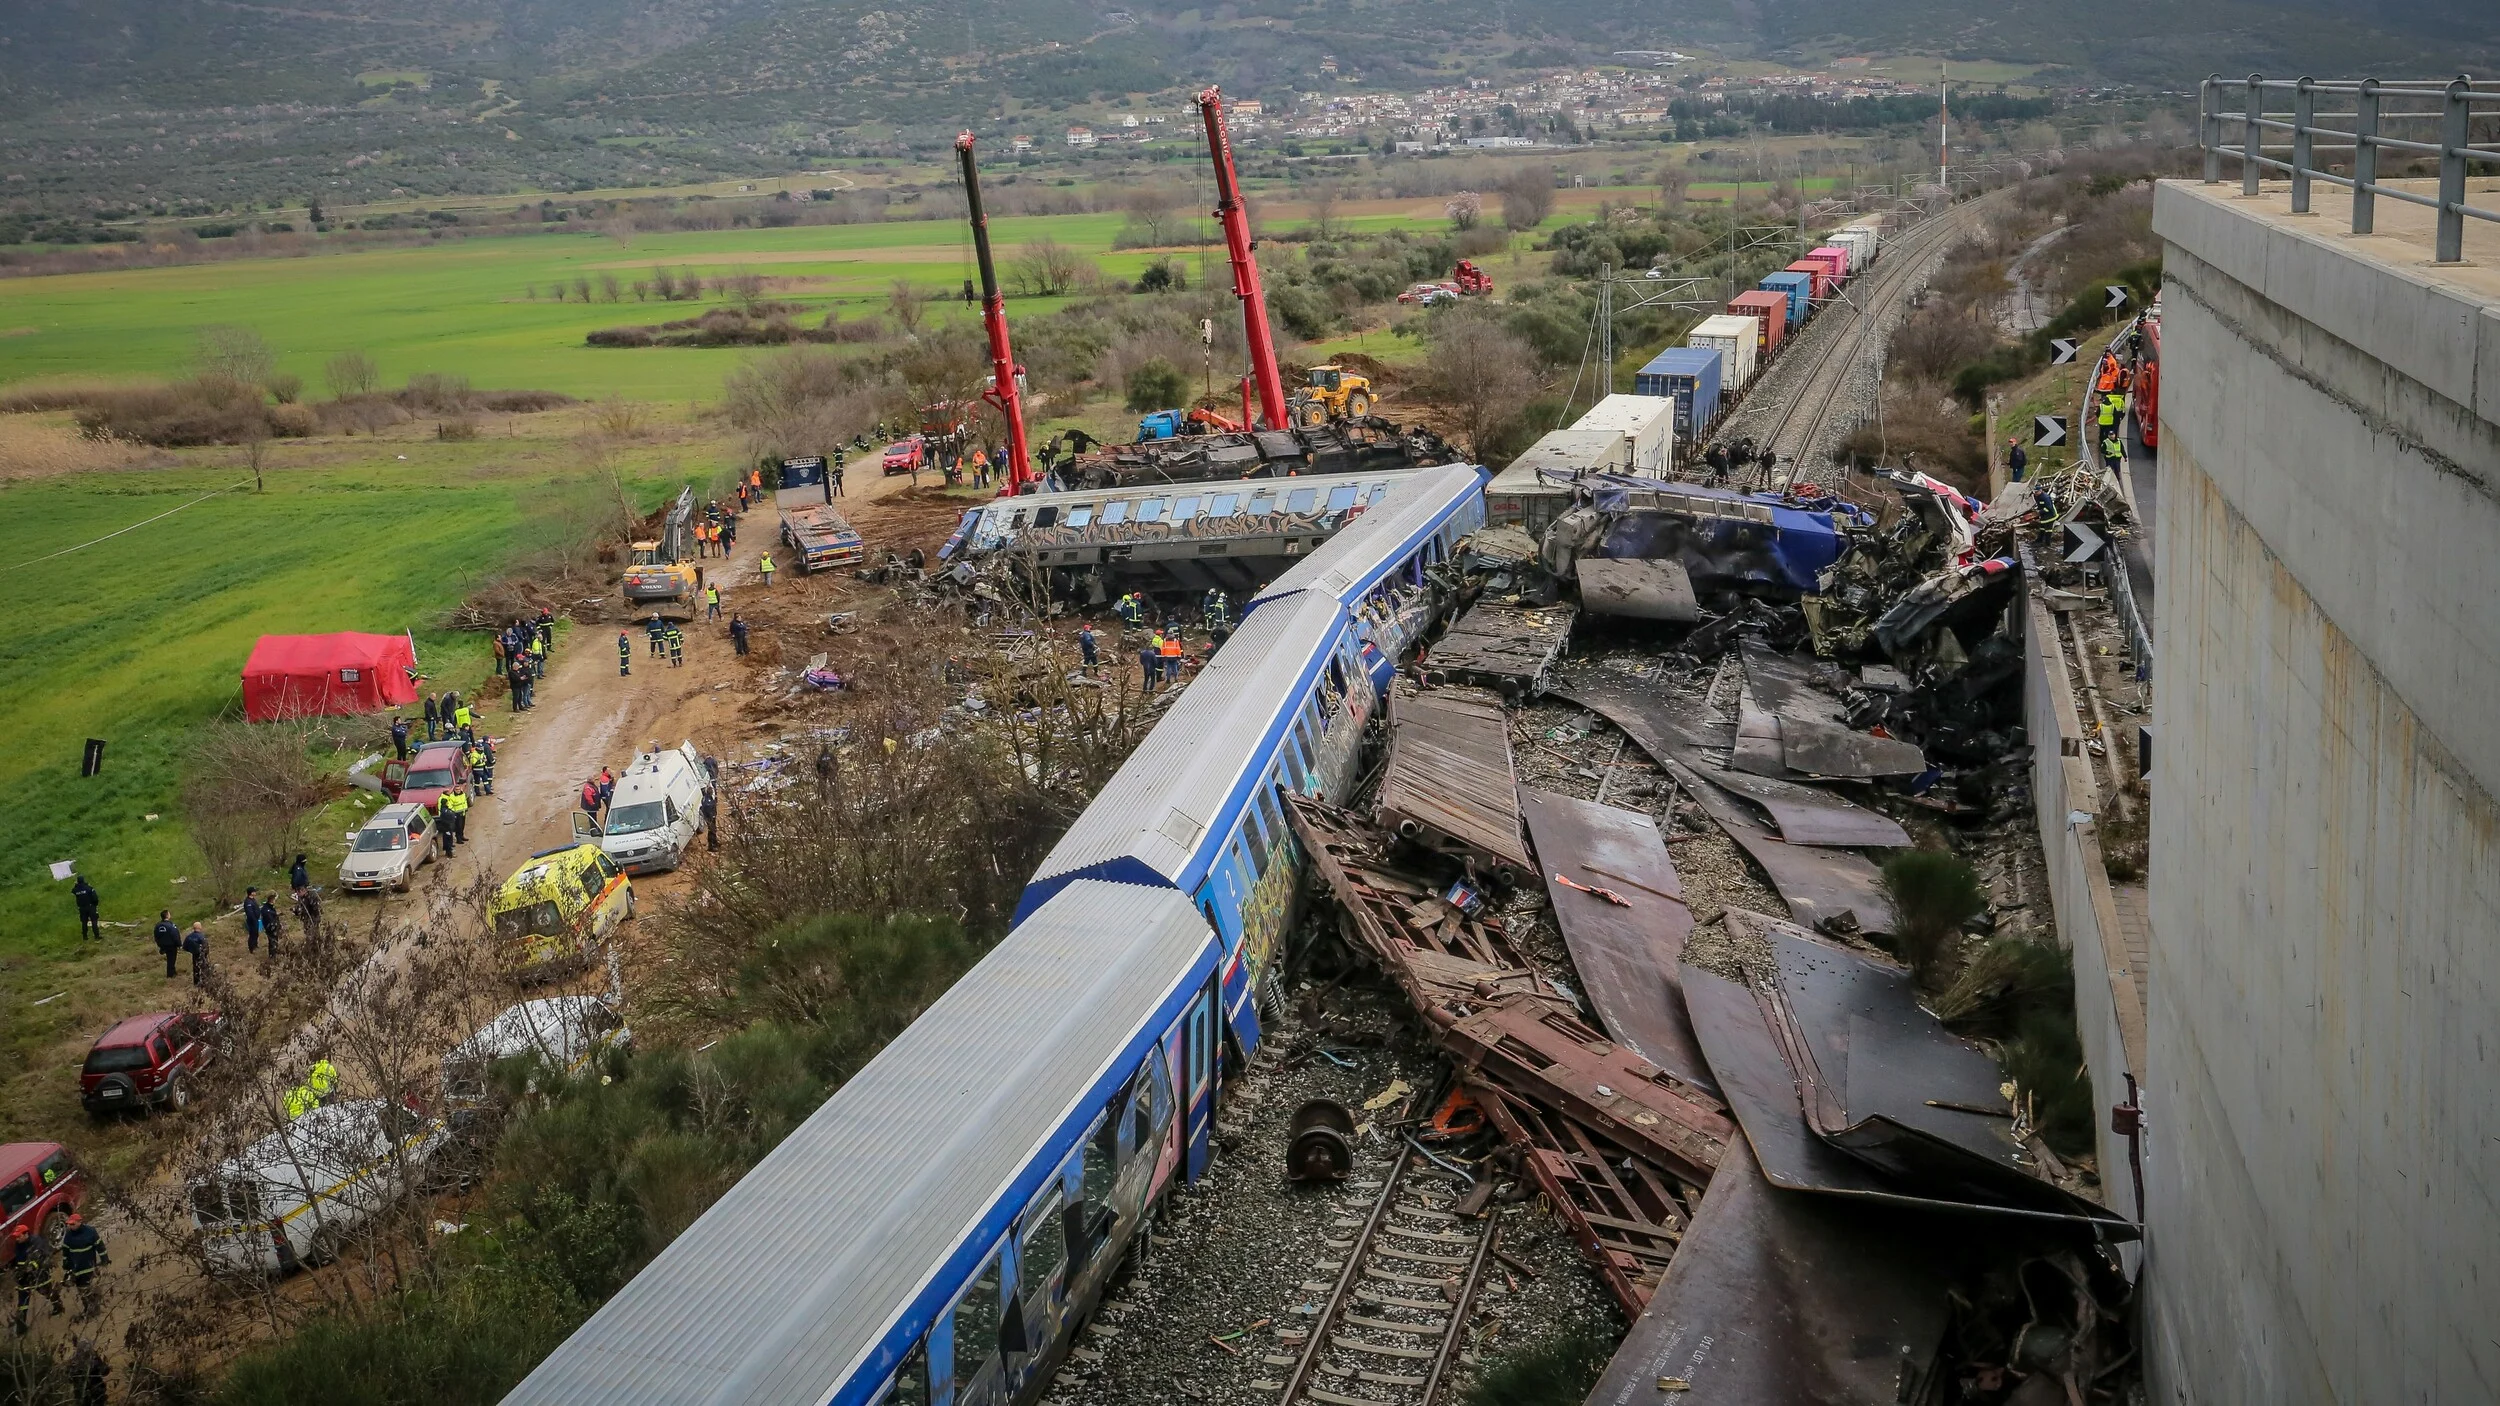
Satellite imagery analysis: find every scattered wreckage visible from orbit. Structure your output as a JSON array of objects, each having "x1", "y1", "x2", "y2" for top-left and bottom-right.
[{"x1": 1061, "y1": 414, "x2": 1455, "y2": 490}]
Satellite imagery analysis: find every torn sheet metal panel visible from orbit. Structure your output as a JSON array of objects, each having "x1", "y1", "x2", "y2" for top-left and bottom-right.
[
  {"x1": 1427, "y1": 601, "x2": 1576, "y2": 698},
  {"x1": 1685, "y1": 948, "x2": 2136, "y2": 1235},
  {"x1": 1740, "y1": 641, "x2": 1928, "y2": 779},
  {"x1": 1376, "y1": 685, "x2": 1534, "y2": 876},
  {"x1": 1673, "y1": 767, "x2": 1896, "y2": 933},
  {"x1": 1552, "y1": 677, "x2": 1909, "y2": 847},
  {"x1": 1442, "y1": 996, "x2": 1732, "y2": 1186},
  {"x1": 1575, "y1": 557, "x2": 1701, "y2": 622},
  {"x1": 1582, "y1": 1137, "x2": 1956, "y2": 1406},
  {"x1": 1516, "y1": 788, "x2": 1714, "y2": 1092},
  {"x1": 1754, "y1": 916, "x2": 2126, "y2": 1227}
]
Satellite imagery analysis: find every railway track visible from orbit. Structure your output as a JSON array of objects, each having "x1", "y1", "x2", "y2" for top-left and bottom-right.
[
  {"x1": 1266, "y1": 1144, "x2": 1499, "y2": 1406},
  {"x1": 1722, "y1": 192, "x2": 2005, "y2": 477}
]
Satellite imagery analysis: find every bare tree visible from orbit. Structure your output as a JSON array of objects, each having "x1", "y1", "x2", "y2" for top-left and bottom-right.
[
  {"x1": 1446, "y1": 191, "x2": 1483, "y2": 232},
  {"x1": 242, "y1": 419, "x2": 271, "y2": 493},
  {"x1": 598, "y1": 272, "x2": 623, "y2": 303},
  {"x1": 326, "y1": 349, "x2": 380, "y2": 400},
  {"x1": 196, "y1": 325, "x2": 277, "y2": 388},
  {"x1": 1499, "y1": 168, "x2": 1555, "y2": 232},
  {"x1": 887, "y1": 279, "x2": 928, "y2": 337},
  {"x1": 1306, "y1": 182, "x2": 1344, "y2": 240},
  {"x1": 1009, "y1": 239, "x2": 1090, "y2": 298},
  {"x1": 572, "y1": 275, "x2": 593, "y2": 303},
  {"x1": 1121, "y1": 184, "x2": 1189, "y2": 245},
  {"x1": 723, "y1": 346, "x2": 872, "y2": 462},
  {"x1": 1657, "y1": 162, "x2": 1691, "y2": 214},
  {"x1": 1418, "y1": 307, "x2": 1540, "y2": 458}
]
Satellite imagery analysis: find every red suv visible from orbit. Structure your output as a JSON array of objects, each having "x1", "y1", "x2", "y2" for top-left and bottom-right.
[
  {"x1": 0, "y1": 1144, "x2": 85, "y2": 1256},
  {"x1": 881, "y1": 436, "x2": 927, "y2": 475},
  {"x1": 384, "y1": 740, "x2": 474, "y2": 815},
  {"x1": 81, "y1": 1011, "x2": 222, "y2": 1116}
]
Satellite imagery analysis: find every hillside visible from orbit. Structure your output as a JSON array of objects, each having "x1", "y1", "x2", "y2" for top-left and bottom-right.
[{"x1": 0, "y1": 0, "x2": 2483, "y2": 214}]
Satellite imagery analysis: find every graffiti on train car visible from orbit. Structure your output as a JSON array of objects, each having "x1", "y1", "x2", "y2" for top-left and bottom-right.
[{"x1": 1235, "y1": 832, "x2": 1299, "y2": 991}]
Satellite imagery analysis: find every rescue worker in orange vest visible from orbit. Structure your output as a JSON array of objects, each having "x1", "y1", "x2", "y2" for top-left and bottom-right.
[{"x1": 1159, "y1": 630, "x2": 1183, "y2": 683}]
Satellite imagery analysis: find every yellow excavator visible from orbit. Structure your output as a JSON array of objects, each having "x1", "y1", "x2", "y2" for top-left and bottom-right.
[
  {"x1": 1293, "y1": 364, "x2": 1374, "y2": 426},
  {"x1": 622, "y1": 487, "x2": 701, "y2": 615}
]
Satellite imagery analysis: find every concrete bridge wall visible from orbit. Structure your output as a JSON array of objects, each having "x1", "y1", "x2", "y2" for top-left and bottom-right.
[{"x1": 2146, "y1": 180, "x2": 2500, "y2": 1405}]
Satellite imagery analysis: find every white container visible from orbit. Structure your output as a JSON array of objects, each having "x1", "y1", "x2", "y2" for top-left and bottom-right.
[
  {"x1": 1689, "y1": 314, "x2": 1761, "y2": 391},
  {"x1": 1566, "y1": 393, "x2": 1676, "y2": 477},
  {"x1": 1832, "y1": 228, "x2": 1876, "y2": 271},
  {"x1": 1840, "y1": 215, "x2": 1884, "y2": 260}
]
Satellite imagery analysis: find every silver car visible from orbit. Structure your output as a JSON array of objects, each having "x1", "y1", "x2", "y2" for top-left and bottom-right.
[{"x1": 338, "y1": 802, "x2": 439, "y2": 894}]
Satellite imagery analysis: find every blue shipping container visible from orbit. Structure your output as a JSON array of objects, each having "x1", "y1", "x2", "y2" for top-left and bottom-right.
[
  {"x1": 1633, "y1": 348, "x2": 1723, "y2": 440},
  {"x1": 1760, "y1": 271, "x2": 1813, "y2": 328}
]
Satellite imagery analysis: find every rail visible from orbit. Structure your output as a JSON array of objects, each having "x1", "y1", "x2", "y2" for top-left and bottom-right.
[{"x1": 2198, "y1": 74, "x2": 2500, "y2": 263}]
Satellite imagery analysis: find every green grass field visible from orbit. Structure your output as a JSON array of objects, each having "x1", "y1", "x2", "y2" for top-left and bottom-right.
[
  {"x1": 0, "y1": 428, "x2": 696, "y2": 958},
  {"x1": 0, "y1": 213, "x2": 1185, "y2": 401}
]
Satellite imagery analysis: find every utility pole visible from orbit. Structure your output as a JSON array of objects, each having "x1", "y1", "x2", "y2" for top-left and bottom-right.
[
  {"x1": 1938, "y1": 63, "x2": 1950, "y2": 193},
  {"x1": 1598, "y1": 264, "x2": 1614, "y2": 396}
]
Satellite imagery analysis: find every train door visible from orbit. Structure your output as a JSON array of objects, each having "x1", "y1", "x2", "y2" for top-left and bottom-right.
[{"x1": 1183, "y1": 978, "x2": 1219, "y2": 1180}]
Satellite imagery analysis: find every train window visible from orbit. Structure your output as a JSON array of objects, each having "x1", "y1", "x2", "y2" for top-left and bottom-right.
[
  {"x1": 1368, "y1": 483, "x2": 1390, "y2": 505},
  {"x1": 1018, "y1": 1187, "x2": 1067, "y2": 1326},
  {"x1": 1172, "y1": 495, "x2": 1201, "y2": 522},
  {"x1": 1101, "y1": 500, "x2": 1130, "y2": 525},
  {"x1": 1209, "y1": 493, "x2": 1240, "y2": 517},
  {"x1": 1066, "y1": 506, "x2": 1094, "y2": 528},
  {"x1": 1285, "y1": 486, "x2": 1318, "y2": 515},
  {"x1": 1009, "y1": 510, "x2": 1029, "y2": 530},
  {"x1": 1248, "y1": 490, "x2": 1276, "y2": 515},
  {"x1": 1325, "y1": 484, "x2": 1358, "y2": 515},
  {"x1": 1137, "y1": 498, "x2": 1167, "y2": 522},
  {"x1": 1033, "y1": 506, "x2": 1059, "y2": 528},
  {"x1": 876, "y1": 1342, "x2": 930, "y2": 1406},
  {"x1": 1290, "y1": 720, "x2": 1315, "y2": 782},
  {"x1": 952, "y1": 1249, "x2": 1004, "y2": 1391},
  {"x1": 1070, "y1": 1114, "x2": 1115, "y2": 1267},
  {"x1": 1256, "y1": 786, "x2": 1287, "y2": 857}
]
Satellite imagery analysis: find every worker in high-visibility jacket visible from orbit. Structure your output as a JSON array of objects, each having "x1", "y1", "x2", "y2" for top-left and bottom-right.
[
  {"x1": 758, "y1": 553, "x2": 776, "y2": 588},
  {"x1": 306, "y1": 1058, "x2": 338, "y2": 1104},
  {"x1": 439, "y1": 786, "x2": 469, "y2": 852},
  {"x1": 1159, "y1": 630, "x2": 1184, "y2": 683}
]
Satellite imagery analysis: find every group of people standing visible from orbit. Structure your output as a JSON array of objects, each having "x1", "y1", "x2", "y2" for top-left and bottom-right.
[{"x1": 1088, "y1": 589, "x2": 1233, "y2": 697}]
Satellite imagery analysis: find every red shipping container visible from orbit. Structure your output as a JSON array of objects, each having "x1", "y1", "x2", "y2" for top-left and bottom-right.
[
  {"x1": 1727, "y1": 291, "x2": 1788, "y2": 353},
  {"x1": 1787, "y1": 258, "x2": 1838, "y2": 301}
]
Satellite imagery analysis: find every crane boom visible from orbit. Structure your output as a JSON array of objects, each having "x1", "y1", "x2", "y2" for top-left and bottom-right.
[
  {"x1": 955, "y1": 132, "x2": 1035, "y2": 492},
  {"x1": 1195, "y1": 87, "x2": 1292, "y2": 432}
]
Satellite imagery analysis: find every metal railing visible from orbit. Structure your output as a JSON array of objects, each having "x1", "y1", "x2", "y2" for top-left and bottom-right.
[{"x1": 2199, "y1": 74, "x2": 2500, "y2": 262}]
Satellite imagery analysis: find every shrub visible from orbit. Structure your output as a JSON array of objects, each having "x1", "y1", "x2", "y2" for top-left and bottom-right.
[
  {"x1": 1463, "y1": 1324, "x2": 1619, "y2": 1406},
  {"x1": 266, "y1": 372, "x2": 303, "y2": 404},
  {"x1": 437, "y1": 417, "x2": 479, "y2": 441},
  {"x1": 269, "y1": 403, "x2": 316, "y2": 436},
  {"x1": 1124, "y1": 357, "x2": 1188, "y2": 412},
  {"x1": 1877, "y1": 849, "x2": 1987, "y2": 989},
  {"x1": 404, "y1": 372, "x2": 473, "y2": 413}
]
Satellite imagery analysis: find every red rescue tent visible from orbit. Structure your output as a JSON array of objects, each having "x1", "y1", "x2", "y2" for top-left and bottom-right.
[{"x1": 242, "y1": 632, "x2": 419, "y2": 722}]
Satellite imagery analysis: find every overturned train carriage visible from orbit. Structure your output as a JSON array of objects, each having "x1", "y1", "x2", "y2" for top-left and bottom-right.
[
  {"x1": 1065, "y1": 415, "x2": 1455, "y2": 490},
  {"x1": 502, "y1": 466, "x2": 1493, "y2": 1406}
]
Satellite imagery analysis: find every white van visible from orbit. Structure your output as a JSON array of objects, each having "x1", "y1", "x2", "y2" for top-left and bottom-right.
[
  {"x1": 583, "y1": 742, "x2": 709, "y2": 874},
  {"x1": 189, "y1": 1097, "x2": 450, "y2": 1275},
  {"x1": 442, "y1": 997, "x2": 632, "y2": 1116}
]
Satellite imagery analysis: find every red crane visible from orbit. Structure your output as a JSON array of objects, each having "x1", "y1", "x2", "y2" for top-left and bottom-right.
[
  {"x1": 955, "y1": 132, "x2": 1036, "y2": 493},
  {"x1": 1195, "y1": 87, "x2": 1292, "y2": 433}
]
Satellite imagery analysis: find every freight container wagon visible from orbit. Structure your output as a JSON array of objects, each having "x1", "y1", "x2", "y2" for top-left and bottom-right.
[
  {"x1": 1759, "y1": 271, "x2": 1814, "y2": 327},
  {"x1": 1808, "y1": 244, "x2": 1851, "y2": 281},
  {"x1": 1839, "y1": 213, "x2": 1885, "y2": 259},
  {"x1": 1830, "y1": 229, "x2": 1876, "y2": 273},
  {"x1": 1787, "y1": 259, "x2": 1838, "y2": 301},
  {"x1": 1726, "y1": 291, "x2": 1788, "y2": 355},
  {"x1": 1688, "y1": 314, "x2": 1760, "y2": 393},
  {"x1": 1632, "y1": 348, "x2": 1723, "y2": 443}
]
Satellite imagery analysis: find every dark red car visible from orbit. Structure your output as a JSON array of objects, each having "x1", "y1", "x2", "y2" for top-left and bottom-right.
[
  {"x1": 81, "y1": 1010, "x2": 222, "y2": 1116},
  {"x1": 0, "y1": 1143, "x2": 85, "y2": 1256},
  {"x1": 384, "y1": 739, "x2": 474, "y2": 815}
]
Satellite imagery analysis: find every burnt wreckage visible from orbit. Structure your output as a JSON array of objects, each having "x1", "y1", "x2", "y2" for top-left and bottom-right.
[{"x1": 1063, "y1": 415, "x2": 1455, "y2": 489}]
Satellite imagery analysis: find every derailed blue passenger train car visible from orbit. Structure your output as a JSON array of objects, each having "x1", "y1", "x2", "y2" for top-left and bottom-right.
[{"x1": 500, "y1": 465, "x2": 1490, "y2": 1406}]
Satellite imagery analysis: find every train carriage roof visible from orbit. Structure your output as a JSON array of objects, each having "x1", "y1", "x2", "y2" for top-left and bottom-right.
[
  {"x1": 1016, "y1": 591, "x2": 1345, "y2": 922},
  {"x1": 1249, "y1": 462, "x2": 1488, "y2": 611},
  {"x1": 500, "y1": 882, "x2": 1217, "y2": 1406}
]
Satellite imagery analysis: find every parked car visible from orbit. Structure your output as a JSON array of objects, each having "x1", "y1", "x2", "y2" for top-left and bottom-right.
[
  {"x1": 443, "y1": 997, "x2": 632, "y2": 1120},
  {"x1": 881, "y1": 436, "x2": 926, "y2": 475},
  {"x1": 579, "y1": 742, "x2": 707, "y2": 874},
  {"x1": 80, "y1": 1010, "x2": 222, "y2": 1117},
  {"x1": 488, "y1": 844, "x2": 634, "y2": 973},
  {"x1": 382, "y1": 740, "x2": 472, "y2": 816},
  {"x1": 338, "y1": 802, "x2": 440, "y2": 893},
  {"x1": 189, "y1": 1097, "x2": 449, "y2": 1276},
  {"x1": 0, "y1": 1143, "x2": 86, "y2": 1260}
]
